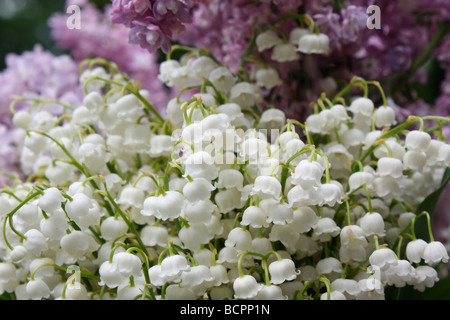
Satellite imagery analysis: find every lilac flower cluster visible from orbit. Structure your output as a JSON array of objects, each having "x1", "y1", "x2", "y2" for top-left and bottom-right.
[{"x1": 110, "y1": 0, "x2": 198, "y2": 54}]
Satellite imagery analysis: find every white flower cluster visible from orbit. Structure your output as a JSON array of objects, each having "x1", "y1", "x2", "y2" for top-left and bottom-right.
[{"x1": 0, "y1": 54, "x2": 449, "y2": 301}]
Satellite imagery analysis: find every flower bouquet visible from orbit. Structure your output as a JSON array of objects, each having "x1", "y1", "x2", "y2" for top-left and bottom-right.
[{"x1": 0, "y1": 0, "x2": 449, "y2": 301}]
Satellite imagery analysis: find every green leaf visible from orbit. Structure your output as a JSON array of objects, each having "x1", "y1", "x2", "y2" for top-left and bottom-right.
[{"x1": 414, "y1": 167, "x2": 450, "y2": 242}]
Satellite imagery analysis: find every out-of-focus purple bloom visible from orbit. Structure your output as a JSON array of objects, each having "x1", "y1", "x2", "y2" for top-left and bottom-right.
[
  {"x1": 0, "y1": 44, "x2": 82, "y2": 126},
  {"x1": 110, "y1": 0, "x2": 197, "y2": 53},
  {"x1": 0, "y1": 45, "x2": 82, "y2": 184},
  {"x1": 340, "y1": 5, "x2": 368, "y2": 43}
]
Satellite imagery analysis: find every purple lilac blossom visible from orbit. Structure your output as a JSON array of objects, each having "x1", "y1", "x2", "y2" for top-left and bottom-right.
[
  {"x1": 110, "y1": 0, "x2": 197, "y2": 54},
  {"x1": 0, "y1": 44, "x2": 82, "y2": 184},
  {"x1": 0, "y1": 45, "x2": 81, "y2": 126}
]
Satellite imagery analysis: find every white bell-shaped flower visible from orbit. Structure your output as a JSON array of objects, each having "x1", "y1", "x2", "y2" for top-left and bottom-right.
[
  {"x1": 369, "y1": 248, "x2": 398, "y2": 271},
  {"x1": 240, "y1": 137, "x2": 270, "y2": 163},
  {"x1": 182, "y1": 178, "x2": 215, "y2": 203},
  {"x1": 209, "y1": 265, "x2": 230, "y2": 286},
  {"x1": 423, "y1": 241, "x2": 449, "y2": 266},
  {"x1": 29, "y1": 258, "x2": 55, "y2": 279},
  {"x1": 111, "y1": 252, "x2": 143, "y2": 278},
  {"x1": 179, "y1": 265, "x2": 214, "y2": 288},
  {"x1": 376, "y1": 157, "x2": 404, "y2": 178},
  {"x1": 13, "y1": 202, "x2": 40, "y2": 231},
  {"x1": 289, "y1": 27, "x2": 309, "y2": 45},
  {"x1": 311, "y1": 217, "x2": 341, "y2": 242},
  {"x1": 403, "y1": 150, "x2": 426, "y2": 171},
  {"x1": 233, "y1": 275, "x2": 263, "y2": 299},
  {"x1": 166, "y1": 98, "x2": 184, "y2": 126},
  {"x1": 266, "y1": 202, "x2": 293, "y2": 225},
  {"x1": 141, "y1": 191, "x2": 186, "y2": 221},
  {"x1": 291, "y1": 160, "x2": 324, "y2": 188},
  {"x1": 184, "y1": 151, "x2": 219, "y2": 182},
  {"x1": 340, "y1": 225, "x2": 368, "y2": 250},
  {"x1": 269, "y1": 258, "x2": 300, "y2": 284},
  {"x1": 215, "y1": 169, "x2": 244, "y2": 191},
  {"x1": 117, "y1": 186, "x2": 145, "y2": 210},
  {"x1": 148, "y1": 135, "x2": 174, "y2": 157},
  {"x1": 160, "y1": 255, "x2": 191, "y2": 279},
  {"x1": 230, "y1": 82, "x2": 262, "y2": 110},
  {"x1": 255, "y1": 285, "x2": 288, "y2": 300},
  {"x1": 331, "y1": 278, "x2": 360, "y2": 299},
  {"x1": 10, "y1": 246, "x2": 28, "y2": 262},
  {"x1": 255, "y1": 68, "x2": 282, "y2": 90},
  {"x1": 291, "y1": 206, "x2": 319, "y2": 233},
  {"x1": 38, "y1": 187, "x2": 65, "y2": 213},
  {"x1": 148, "y1": 265, "x2": 168, "y2": 287},
  {"x1": 59, "y1": 231, "x2": 100, "y2": 264},
  {"x1": 373, "y1": 175, "x2": 400, "y2": 199},
  {"x1": 100, "y1": 216, "x2": 129, "y2": 241},
  {"x1": 26, "y1": 279, "x2": 51, "y2": 300},
  {"x1": 348, "y1": 171, "x2": 375, "y2": 194},
  {"x1": 320, "y1": 290, "x2": 346, "y2": 300},
  {"x1": 258, "y1": 108, "x2": 286, "y2": 131},
  {"x1": 318, "y1": 181, "x2": 344, "y2": 207},
  {"x1": 216, "y1": 247, "x2": 239, "y2": 268},
  {"x1": 225, "y1": 228, "x2": 252, "y2": 252},
  {"x1": 271, "y1": 43, "x2": 299, "y2": 62},
  {"x1": 178, "y1": 223, "x2": 212, "y2": 251},
  {"x1": 287, "y1": 185, "x2": 321, "y2": 208},
  {"x1": 23, "y1": 229, "x2": 48, "y2": 256},
  {"x1": 281, "y1": 139, "x2": 305, "y2": 166},
  {"x1": 348, "y1": 97, "x2": 374, "y2": 117},
  {"x1": 356, "y1": 278, "x2": 385, "y2": 300},
  {"x1": 13, "y1": 110, "x2": 32, "y2": 129},
  {"x1": 158, "y1": 59, "x2": 181, "y2": 86},
  {"x1": 250, "y1": 237, "x2": 273, "y2": 257},
  {"x1": 63, "y1": 283, "x2": 89, "y2": 300},
  {"x1": 385, "y1": 259, "x2": 416, "y2": 287},
  {"x1": 375, "y1": 106, "x2": 396, "y2": 128},
  {"x1": 0, "y1": 263, "x2": 17, "y2": 283},
  {"x1": 256, "y1": 30, "x2": 282, "y2": 52},
  {"x1": 140, "y1": 225, "x2": 169, "y2": 247},
  {"x1": 184, "y1": 200, "x2": 217, "y2": 224},
  {"x1": 214, "y1": 188, "x2": 242, "y2": 214},
  {"x1": 411, "y1": 266, "x2": 439, "y2": 292},
  {"x1": 208, "y1": 66, "x2": 237, "y2": 92},
  {"x1": 405, "y1": 239, "x2": 428, "y2": 263},
  {"x1": 241, "y1": 206, "x2": 269, "y2": 228},
  {"x1": 316, "y1": 257, "x2": 343, "y2": 280},
  {"x1": 405, "y1": 130, "x2": 431, "y2": 151},
  {"x1": 99, "y1": 261, "x2": 126, "y2": 288},
  {"x1": 251, "y1": 175, "x2": 282, "y2": 201},
  {"x1": 297, "y1": 33, "x2": 330, "y2": 54},
  {"x1": 190, "y1": 56, "x2": 217, "y2": 80},
  {"x1": 123, "y1": 124, "x2": 151, "y2": 153},
  {"x1": 164, "y1": 284, "x2": 196, "y2": 300},
  {"x1": 398, "y1": 212, "x2": 416, "y2": 229},
  {"x1": 359, "y1": 212, "x2": 385, "y2": 237}
]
